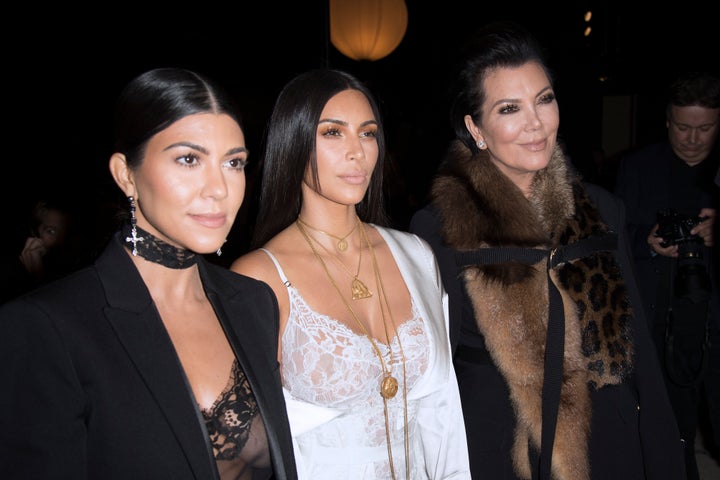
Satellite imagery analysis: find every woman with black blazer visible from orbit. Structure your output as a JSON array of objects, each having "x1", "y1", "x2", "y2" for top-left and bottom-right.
[{"x1": 0, "y1": 68, "x2": 297, "y2": 480}]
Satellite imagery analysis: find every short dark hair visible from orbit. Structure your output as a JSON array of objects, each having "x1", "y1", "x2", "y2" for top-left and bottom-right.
[
  {"x1": 666, "y1": 71, "x2": 720, "y2": 118},
  {"x1": 251, "y1": 68, "x2": 388, "y2": 248},
  {"x1": 113, "y1": 67, "x2": 243, "y2": 169},
  {"x1": 449, "y1": 22, "x2": 552, "y2": 153}
]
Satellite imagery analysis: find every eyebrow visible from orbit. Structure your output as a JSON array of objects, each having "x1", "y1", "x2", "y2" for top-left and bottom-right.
[
  {"x1": 227, "y1": 146, "x2": 250, "y2": 155},
  {"x1": 163, "y1": 141, "x2": 248, "y2": 156},
  {"x1": 489, "y1": 85, "x2": 553, "y2": 110},
  {"x1": 670, "y1": 119, "x2": 718, "y2": 128},
  {"x1": 318, "y1": 118, "x2": 378, "y2": 127}
]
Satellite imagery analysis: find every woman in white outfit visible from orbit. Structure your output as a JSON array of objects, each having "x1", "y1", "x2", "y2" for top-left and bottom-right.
[{"x1": 230, "y1": 68, "x2": 470, "y2": 480}]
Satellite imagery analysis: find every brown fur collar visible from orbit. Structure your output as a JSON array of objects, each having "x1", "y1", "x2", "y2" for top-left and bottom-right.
[{"x1": 431, "y1": 141, "x2": 634, "y2": 480}]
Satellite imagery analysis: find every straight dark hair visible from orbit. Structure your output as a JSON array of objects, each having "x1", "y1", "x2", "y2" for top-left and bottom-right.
[{"x1": 251, "y1": 68, "x2": 389, "y2": 249}]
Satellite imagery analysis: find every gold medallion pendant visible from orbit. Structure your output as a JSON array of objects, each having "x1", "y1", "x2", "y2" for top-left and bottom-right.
[
  {"x1": 337, "y1": 238, "x2": 348, "y2": 251},
  {"x1": 381, "y1": 374, "x2": 399, "y2": 399}
]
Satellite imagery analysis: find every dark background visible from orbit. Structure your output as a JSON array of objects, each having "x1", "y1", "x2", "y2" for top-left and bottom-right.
[{"x1": 6, "y1": 1, "x2": 719, "y2": 255}]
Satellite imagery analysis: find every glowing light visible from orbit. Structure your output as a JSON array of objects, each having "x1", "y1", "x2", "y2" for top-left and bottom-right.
[{"x1": 330, "y1": 0, "x2": 408, "y2": 61}]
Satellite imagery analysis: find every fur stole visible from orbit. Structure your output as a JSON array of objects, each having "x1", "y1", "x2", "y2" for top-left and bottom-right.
[{"x1": 431, "y1": 141, "x2": 634, "y2": 480}]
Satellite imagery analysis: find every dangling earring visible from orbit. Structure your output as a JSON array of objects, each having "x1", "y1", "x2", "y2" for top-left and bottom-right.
[
  {"x1": 216, "y1": 239, "x2": 227, "y2": 256},
  {"x1": 125, "y1": 196, "x2": 144, "y2": 256},
  {"x1": 477, "y1": 139, "x2": 486, "y2": 149}
]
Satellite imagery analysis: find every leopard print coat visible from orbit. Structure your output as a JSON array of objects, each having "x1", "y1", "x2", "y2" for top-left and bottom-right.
[{"x1": 430, "y1": 140, "x2": 635, "y2": 480}]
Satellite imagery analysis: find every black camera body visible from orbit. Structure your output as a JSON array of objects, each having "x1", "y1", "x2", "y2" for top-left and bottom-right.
[
  {"x1": 655, "y1": 209, "x2": 711, "y2": 303},
  {"x1": 655, "y1": 209, "x2": 704, "y2": 248}
]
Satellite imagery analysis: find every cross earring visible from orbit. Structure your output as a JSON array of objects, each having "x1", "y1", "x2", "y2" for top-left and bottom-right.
[{"x1": 125, "y1": 196, "x2": 144, "y2": 256}]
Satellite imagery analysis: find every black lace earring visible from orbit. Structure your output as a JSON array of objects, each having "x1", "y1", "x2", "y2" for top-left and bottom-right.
[{"x1": 125, "y1": 196, "x2": 144, "y2": 256}]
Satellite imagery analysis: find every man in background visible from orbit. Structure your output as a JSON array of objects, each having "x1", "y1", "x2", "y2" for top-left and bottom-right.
[
  {"x1": 615, "y1": 71, "x2": 720, "y2": 480},
  {"x1": 0, "y1": 198, "x2": 87, "y2": 303}
]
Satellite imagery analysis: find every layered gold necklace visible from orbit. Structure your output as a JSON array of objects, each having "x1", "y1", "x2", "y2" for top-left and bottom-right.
[
  {"x1": 296, "y1": 219, "x2": 410, "y2": 480},
  {"x1": 297, "y1": 217, "x2": 357, "y2": 252},
  {"x1": 298, "y1": 217, "x2": 372, "y2": 300}
]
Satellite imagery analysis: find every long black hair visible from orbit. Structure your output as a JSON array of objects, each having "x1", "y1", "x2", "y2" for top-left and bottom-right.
[{"x1": 251, "y1": 68, "x2": 389, "y2": 249}]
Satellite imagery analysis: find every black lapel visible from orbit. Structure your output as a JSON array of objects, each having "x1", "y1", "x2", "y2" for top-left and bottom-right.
[
  {"x1": 96, "y1": 233, "x2": 217, "y2": 479},
  {"x1": 199, "y1": 259, "x2": 293, "y2": 479}
]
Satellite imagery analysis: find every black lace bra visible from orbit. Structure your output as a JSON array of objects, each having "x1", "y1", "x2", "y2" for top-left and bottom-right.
[{"x1": 201, "y1": 359, "x2": 270, "y2": 477}]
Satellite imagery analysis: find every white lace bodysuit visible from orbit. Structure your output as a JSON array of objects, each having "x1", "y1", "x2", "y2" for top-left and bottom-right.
[{"x1": 261, "y1": 249, "x2": 430, "y2": 479}]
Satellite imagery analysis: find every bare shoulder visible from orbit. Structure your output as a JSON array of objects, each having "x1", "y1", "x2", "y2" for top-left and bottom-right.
[
  {"x1": 230, "y1": 231, "x2": 295, "y2": 291},
  {"x1": 230, "y1": 249, "x2": 274, "y2": 283},
  {"x1": 230, "y1": 248, "x2": 292, "y2": 312},
  {"x1": 231, "y1": 233, "x2": 297, "y2": 323}
]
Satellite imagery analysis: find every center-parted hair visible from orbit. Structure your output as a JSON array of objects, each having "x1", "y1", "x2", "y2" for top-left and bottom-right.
[
  {"x1": 251, "y1": 68, "x2": 389, "y2": 249},
  {"x1": 113, "y1": 67, "x2": 244, "y2": 169}
]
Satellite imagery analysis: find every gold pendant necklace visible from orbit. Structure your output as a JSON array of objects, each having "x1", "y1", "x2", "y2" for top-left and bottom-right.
[
  {"x1": 298, "y1": 218, "x2": 372, "y2": 300},
  {"x1": 362, "y1": 221, "x2": 410, "y2": 480},
  {"x1": 296, "y1": 219, "x2": 409, "y2": 479},
  {"x1": 297, "y1": 217, "x2": 357, "y2": 252},
  {"x1": 351, "y1": 278, "x2": 373, "y2": 300},
  {"x1": 381, "y1": 375, "x2": 399, "y2": 399}
]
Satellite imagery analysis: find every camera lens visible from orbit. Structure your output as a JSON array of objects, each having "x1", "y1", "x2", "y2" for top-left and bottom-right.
[{"x1": 675, "y1": 242, "x2": 711, "y2": 303}]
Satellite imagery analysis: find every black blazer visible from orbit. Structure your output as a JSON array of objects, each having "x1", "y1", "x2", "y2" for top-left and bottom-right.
[{"x1": 0, "y1": 232, "x2": 298, "y2": 480}]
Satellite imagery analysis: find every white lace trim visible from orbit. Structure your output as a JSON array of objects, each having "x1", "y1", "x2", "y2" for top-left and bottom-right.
[{"x1": 282, "y1": 278, "x2": 429, "y2": 479}]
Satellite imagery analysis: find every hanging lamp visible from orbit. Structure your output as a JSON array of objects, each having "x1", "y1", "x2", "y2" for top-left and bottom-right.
[{"x1": 329, "y1": 0, "x2": 408, "y2": 61}]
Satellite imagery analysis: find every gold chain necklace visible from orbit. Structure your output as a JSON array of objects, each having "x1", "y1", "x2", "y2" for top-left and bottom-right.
[
  {"x1": 299, "y1": 218, "x2": 372, "y2": 300},
  {"x1": 297, "y1": 217, "x2": 357, "y2": 252},
  {"x1": 296, "y1": 220, "x2": 409, "y2": 479}
]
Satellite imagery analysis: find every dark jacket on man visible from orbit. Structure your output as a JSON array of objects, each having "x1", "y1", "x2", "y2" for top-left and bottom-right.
[{"x1": 615, "y1": 139, "x2": 720, "y2": 466}]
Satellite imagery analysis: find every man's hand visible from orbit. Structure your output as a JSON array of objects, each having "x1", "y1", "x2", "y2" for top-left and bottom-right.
[
  {"x1": 19, "y1": 236, "x2": 48, "y2": 277},
  {"x1": 692, "y1": 208, "x2": 716, "y2": 247},
  {"x1": 648, "y1": 223, "x2": 679, "y2": 258}
]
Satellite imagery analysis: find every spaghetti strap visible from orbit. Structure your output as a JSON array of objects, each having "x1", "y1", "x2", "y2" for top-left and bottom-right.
[{"x1": 259, "y1": 248, "x2": 291, "y2": 287}]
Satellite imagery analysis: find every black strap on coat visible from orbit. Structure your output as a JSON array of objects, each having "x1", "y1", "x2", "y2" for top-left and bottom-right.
[{"x1": 455, "y1": 233, "x2": 618, "y2": 480}]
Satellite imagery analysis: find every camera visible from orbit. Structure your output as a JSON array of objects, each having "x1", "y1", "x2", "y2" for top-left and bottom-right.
[
  {"x1": 655, "y1": 209, "x2": 704, "y2": 248},
  {"x1": 655, "y1": 209, "x2": 711, "y2": 303}
]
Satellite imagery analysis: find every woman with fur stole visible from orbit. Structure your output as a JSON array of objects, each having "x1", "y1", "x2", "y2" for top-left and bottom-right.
[{"x1": 410, "y1": 22, "x2": 686, "y2": 480}]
